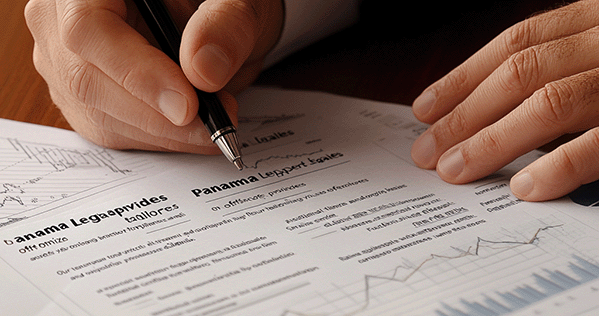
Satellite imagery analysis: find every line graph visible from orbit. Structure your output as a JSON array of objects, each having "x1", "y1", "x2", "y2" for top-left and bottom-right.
[
  {"x1": 238, "y1": 114, "x2": 305, "y2": 129},
  {"x1": 0, "y1": 183, "x2": 25, "y2": 208},
  {"x1": 278, "y1": 220, "x2": 599, "y2": 316},
  {"x1": 0, "y1": 137, "x2": 152, "y2": 225},
  {"x1": 5, "y1": 138, "x2": 131, "y2": 174},
  {"x1": 242, "y1": 149, "x2": 324, "y2": 169}
]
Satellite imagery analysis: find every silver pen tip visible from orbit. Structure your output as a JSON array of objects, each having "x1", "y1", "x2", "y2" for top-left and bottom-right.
[{"x1": 233, "y1": 159, "x2": 244, "y2": 171}]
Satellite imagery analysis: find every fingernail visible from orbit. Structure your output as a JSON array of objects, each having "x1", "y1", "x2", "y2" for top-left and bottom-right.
[
  {"x1": 158, "y1": 89, "x2": 188, "y2": 125},
  {"x1": 437, "y1": 148, "x2": 465, "y2": 179},
  {"x1": 193, "y1": 44, "x2": 231, "y2": 88},
  {"x1": 511, "y1": 171, "x2": 534, "y2": 198},
  {"x1": 413, "y1": 89, "x2": 436, "y2": 118},
  {"x1": 411, "y1": 132, "x2": 437, "y2": 168}
]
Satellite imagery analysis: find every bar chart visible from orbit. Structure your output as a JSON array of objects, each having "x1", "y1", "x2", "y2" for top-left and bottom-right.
[
  {"x1": 279, "y1": 216, "x2": 599, "y2": 316},
  {"x1": 436, "y1": 255, "x2": 599, "y2": 315}
]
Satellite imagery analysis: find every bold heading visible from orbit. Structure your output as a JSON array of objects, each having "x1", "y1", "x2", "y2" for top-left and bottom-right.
[
  {"x1": 6, "y1": 195, "x2": 173, "y2": 244},
  {"x1": 191, "y1": 152, "x2": 343, "y2": 198}
]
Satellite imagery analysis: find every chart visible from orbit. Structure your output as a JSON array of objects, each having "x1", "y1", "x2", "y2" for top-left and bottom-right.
[
  {"x1": 279, "y1": 215, "x2": 599, "y2": 316},
  {"x1": 435, "y1": 253, "x2": 599, "y2": 315},
  {"x1": 0, "y1": 137, "x2": 152, "y2": 226}
]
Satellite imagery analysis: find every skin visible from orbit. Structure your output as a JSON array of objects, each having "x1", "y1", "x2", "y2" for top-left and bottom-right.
[
  {"x1": 411, "y1": 0, "x2": 599, "y2": 202},
  {"x1": 24, "y1": 0, "x2": 283, "y2": 154},
  {"x1": 25, "y1": 0, "x2": 598, "y2": 202}
]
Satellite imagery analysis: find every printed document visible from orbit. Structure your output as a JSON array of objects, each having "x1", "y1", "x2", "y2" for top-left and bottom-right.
[{"x1": 1, "y1": 88, "x2": 598, "y2": 316}]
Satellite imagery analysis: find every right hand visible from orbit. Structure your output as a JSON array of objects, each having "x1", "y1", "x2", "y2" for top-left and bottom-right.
[{"x1": 24, "y1": 0, "x2": 283, "y2": 153}]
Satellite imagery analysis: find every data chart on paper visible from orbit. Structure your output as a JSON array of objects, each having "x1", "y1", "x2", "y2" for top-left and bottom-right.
[
  {"x1": 0, "y1": 137, "x2": 153, "y2": 226},
  {"x1": 2, "y1": 90, "x2": 599, "y2": 316},
  {"x1": 276, "y1": 214, "x2": 599, "y2": 316}
]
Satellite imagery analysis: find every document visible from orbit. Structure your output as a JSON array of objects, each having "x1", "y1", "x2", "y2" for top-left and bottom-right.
[{"x1": 1, "y1": 88, "x2": 598, "y2": 316}]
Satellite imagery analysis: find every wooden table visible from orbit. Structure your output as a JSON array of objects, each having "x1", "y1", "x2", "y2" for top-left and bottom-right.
[
  {"x1": 1, "y1": 1, "x2": 563, "y2": 133},
  {"x1": 1, "y1": 0, "x2": 71, "y2": 130}
]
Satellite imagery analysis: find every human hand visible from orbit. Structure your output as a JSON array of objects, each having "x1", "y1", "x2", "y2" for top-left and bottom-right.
[
  {"x1": 24, "y1": 0, "x2": 283, "y2": 153},
  {"x1": 410, "y1": 0, "x2": 599, "y2": 201}
]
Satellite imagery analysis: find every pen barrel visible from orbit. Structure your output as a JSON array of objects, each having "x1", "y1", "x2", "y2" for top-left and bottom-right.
[
  {"x1": 134, "y1": 0, "x2": 242, "y2": 167},
  {"x1": 196, "y1": 89, "x2": 234, "y2": 136},
  {"x1": 133, "y1": 0, "x2": 181, "y2": 62}
]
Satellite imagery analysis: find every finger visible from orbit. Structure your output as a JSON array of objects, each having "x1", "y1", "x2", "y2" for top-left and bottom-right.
[
  {"x1": 411, "y1": 25, "x2": 599, "y2": 169},
  {"x1": 510, "y1": 128, "x2": 599, "y2": 201},
  {"x1": 28, "y1": 5, "x2": 214, "y2": 151},
  {"x1": 72, "y1": 120, "x2": 200, "y2": 153},
  {"x1": 434, "y1": 68, "x2": 599, "y2": 190},
  {"x1": 73, "y1": 115, "x2": 223, "y2": 154},
  {"x1": 87, "y1": 100, "x2": 235, "y2": 154},
  {"x1": 24, "y1": 0, "x2": 57, "y2": 58},
  {"x1": 47, "y1": 42, "x2": 239, "y2": 152},
  {"x1": 412, "y1": 0, "x2": 599, "y2": 123},
  {"x1": 26, "y1": 0, "x2": 232, "y2": 153},
  {"x1": 225, "y1": 59, "x2": 264, "y2": 95},
  {"x1": 48, "y1": 76, "x2": 234, "y2": 154},
  {"x1": 55, "y1": 0, "x2": 198, "y2": 126},
  {"x1": 52, "y1": 47, "x2": 208, "y2": 141},
  {"x1": 180, "y1": 0, "x2": 283, "y2": 92}
]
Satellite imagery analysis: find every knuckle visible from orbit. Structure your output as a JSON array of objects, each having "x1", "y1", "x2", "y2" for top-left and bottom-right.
[
  {"x1": 438, "y1": 108, "x2": 469, "y2": 141},
  {"x1": 226, "y1": 0, "x2": 260, "y2": 27},
  {"x1": 24, "y1": 0, "x2": 45, "y2": 31},
  {"x1": 546, "y1": 129, "x2": 599, "y2": 184},
  {"x1": 472, "y1": 127, "x2": 506, "y2": 158},
  {"x1": 531, "y1": 81, "x2": 575, "y2": 128},
  {"x1": 575, "y1": 70, "x2": 599, "y2": 102},
  {"x1": 208, "y1": 0, "x2": 260, "y2": 44},
  {"x1": 83, "y1": 104, "x2": 109, "y2": 132},
  {"x1": 119, "y1": 64, "x2": 146, "y2": 100},
  {"x1": 64, "y1": 61, "x2": 97, "y2": 106},
  {"x1": 57, "y1": 1, "x2": 126, "y2": 53},
  {"x1": 501, "y1": 19, "x2": 538, "y2": 55},
  {"x1": 550, "y1": 145, "x2": 580, "y2": 178},
  {"x1": 440, "y1": 66, "x2": 469, "y2": 94},
  {"x1": 500, "y1": 48, "x2": 540, "y2": 94},
  {"x1": 58, "y1": 3, "x2": 91, "y2": 53}
]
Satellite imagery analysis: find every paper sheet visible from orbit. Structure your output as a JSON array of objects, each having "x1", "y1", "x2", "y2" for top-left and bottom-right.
[{"x1": 1, "y1": 88, "x2": 598, "y2": 316}]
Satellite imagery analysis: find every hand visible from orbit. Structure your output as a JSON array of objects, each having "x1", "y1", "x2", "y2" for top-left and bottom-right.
[
  {"x1": 24, "y1": 0, "x2": 283, "y2": 153},
  {"x1": 410, "y1": 0, "x2": 599, "y2": 201}
]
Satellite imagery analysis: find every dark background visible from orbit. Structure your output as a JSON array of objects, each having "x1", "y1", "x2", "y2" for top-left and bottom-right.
[{"x1": 257, "y1": 1, "x2": 576, "y2": 105}]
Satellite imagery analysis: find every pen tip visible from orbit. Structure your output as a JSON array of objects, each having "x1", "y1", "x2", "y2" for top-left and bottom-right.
[{"x1": 233, "y1": 159, "x2": 244, "y2": 171}]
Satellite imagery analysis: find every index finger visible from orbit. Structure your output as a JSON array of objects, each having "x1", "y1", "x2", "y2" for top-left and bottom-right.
[
  {"x1": 55, "y1": 0, "x2": 199, "y2": 126},
  {"x1": 412, "y1": 0, "x2": 599, "y2": 123}
]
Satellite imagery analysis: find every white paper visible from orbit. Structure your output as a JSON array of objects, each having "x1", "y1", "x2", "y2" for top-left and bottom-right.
[{"x1": 1, "y1": 88, "x2": 598, "y2": 316}]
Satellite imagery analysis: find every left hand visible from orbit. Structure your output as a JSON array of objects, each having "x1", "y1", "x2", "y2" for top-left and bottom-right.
[{"x1": 410, "y1": 0, "x2": 599, "y2": 201}]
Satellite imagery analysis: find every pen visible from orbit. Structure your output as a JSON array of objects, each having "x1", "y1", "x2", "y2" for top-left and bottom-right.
[{"x1": 133, "y1": 0, "x2": 244, "y2": 170}]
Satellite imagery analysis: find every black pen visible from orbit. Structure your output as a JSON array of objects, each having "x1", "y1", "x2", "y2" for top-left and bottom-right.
[{"x1": 133, "y1": 0, "x2": 244, "y2": 170}]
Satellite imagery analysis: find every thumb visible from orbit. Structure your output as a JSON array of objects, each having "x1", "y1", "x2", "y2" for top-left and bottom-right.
[{"x1": 179, "y1": 0, "x2": 283, "y2": 93}]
